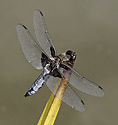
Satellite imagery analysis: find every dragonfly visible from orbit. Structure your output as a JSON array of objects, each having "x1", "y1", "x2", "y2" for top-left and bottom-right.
[{"x1": 16, "y1": 9, "x2": 104, "y2": 112}]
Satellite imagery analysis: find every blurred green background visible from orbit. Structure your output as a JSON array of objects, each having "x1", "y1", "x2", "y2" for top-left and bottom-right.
[{"x1": 0, "y1": 0, "x2": 118, "y2": 125}]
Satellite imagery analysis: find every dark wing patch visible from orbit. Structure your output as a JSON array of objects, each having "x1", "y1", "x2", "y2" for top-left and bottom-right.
[
  {"x1": 41, "y1": 52, "x2": 50, "y2": 67},
  {"x1": 50, "y1": 46, "x2": 56, "y2": 57}
]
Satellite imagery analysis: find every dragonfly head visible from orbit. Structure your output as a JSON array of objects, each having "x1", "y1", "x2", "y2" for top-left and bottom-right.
[{"x1": 66, "y1": 50, "x2": 76, "y2": 61}]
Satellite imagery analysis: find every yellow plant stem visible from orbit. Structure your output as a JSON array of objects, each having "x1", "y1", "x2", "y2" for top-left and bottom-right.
[
  {"x1": 37, "y1": 78, "x2": 67, "y2": 125},
  {"x1": 37, "y1": 61, "x2": 75, "y2": 125}
]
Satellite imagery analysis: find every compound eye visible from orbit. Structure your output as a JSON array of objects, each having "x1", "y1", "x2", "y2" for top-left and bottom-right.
[
  {"x1": 66, "y1": 50, "x2": 72, "y2": 55},
  {"x1": 72, "y1": 54, "x2": 76, "y2": 60},
  {"x1": 72, "y1": 52, "x2": 76, "y2": 59}
]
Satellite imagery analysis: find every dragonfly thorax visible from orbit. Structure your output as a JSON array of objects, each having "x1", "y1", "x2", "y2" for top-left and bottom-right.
[{"x1": 50, "y1": 56, "x2": 61, "y2": 69}]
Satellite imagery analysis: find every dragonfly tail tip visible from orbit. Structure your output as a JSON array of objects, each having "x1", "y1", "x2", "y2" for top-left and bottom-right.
[{"x1": 24, "y1": 92, "x2": 30, "y2": 97}]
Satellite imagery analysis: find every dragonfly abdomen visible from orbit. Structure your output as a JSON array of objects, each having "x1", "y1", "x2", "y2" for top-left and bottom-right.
[{"x1": 25, "y1": 70, "x2": 50, "y2": 97}]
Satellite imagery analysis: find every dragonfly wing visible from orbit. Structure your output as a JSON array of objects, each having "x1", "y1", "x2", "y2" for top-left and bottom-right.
[
  {"x1": 16, "y1": 24, "x2": 43, "y2": 69},
  {"x1": 33, "y1": 9, "x2": 57, "y2": 58},
  {"x1": 63, "y1": 85, "x2": 85, "y2": 112},
  {"x1": 59, "y1": 65, "x2": 104, "y2": 97},
  {"x1": 46, "y1": 76, "x2": 85, "y2": 112}
]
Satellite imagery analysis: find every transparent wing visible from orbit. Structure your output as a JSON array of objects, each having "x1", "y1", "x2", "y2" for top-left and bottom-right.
[
  {"x1": 33, "y1": 9, "x2": 57, "y2": 58},
  {"x1": 63, "y1": 85, "x2": 85, "y2": 112},
  {"x1": 46, "y1": 76, "x2": 85, "y2": 112},
  {"x1": 16, "y1": 24, "x2": 43, "y2": 69},
  {"x1": 60, "y1": 64, "x2": 104, "y2": 97}
]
